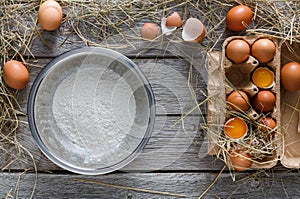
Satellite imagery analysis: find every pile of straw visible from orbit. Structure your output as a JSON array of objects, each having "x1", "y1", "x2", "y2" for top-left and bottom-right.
[{"x1": 0, "y1": 0, "x2": 299, "y2": 197}]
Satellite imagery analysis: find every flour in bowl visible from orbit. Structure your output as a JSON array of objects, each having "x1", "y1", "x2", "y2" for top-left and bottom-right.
[{"x1": 52, "y1": 67, "x2": 136, "y2": 163}]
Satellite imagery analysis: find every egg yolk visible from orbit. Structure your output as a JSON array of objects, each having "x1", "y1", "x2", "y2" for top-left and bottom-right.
[
  {"x1": 224, "y1": 118, "x2": 247, "y2": 139},
  {"x1": 252, "y1": 68, "x2": 274, "y2": 88}
]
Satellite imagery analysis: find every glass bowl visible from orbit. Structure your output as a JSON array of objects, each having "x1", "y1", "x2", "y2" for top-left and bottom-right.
[{"x1": 28, "y1": 47, "x2": 155, "y2": 175}]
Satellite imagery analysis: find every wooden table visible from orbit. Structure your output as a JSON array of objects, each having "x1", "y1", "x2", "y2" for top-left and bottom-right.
[{"x1": 1, "y1": 1, "x2": 300, "y2": 198}]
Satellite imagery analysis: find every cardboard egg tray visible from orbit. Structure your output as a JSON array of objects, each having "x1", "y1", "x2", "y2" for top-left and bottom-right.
[
  {"x1": 280, "y1": 41, "x2": 300, "y2": 168},
  {"x1": 207, "y1": 35, "x2": 300, "y2": 169}
]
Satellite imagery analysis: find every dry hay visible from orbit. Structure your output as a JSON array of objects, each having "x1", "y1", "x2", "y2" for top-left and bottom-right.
[{"x1": 0, "y1": 0, "x2": 300, "y2": 198}]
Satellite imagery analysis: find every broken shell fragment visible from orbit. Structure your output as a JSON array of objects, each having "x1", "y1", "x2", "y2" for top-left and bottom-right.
[
  {"x1": 161, "y1": 17, "x2": 177, "y2": 35},
  {"x1": 166, "y1": 12, "x2": 182, "y2": 27},
  {"x1": 182, "y1": 18, "x2": 206, "y2": 42},
  {"x1": 161, "y1": 12, "x2": 182, "y2": 36}
]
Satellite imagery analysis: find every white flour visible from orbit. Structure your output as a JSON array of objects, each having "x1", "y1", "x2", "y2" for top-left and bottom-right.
[{"x1": 52, "y1": 67, "x2": 136, "y2": 164}]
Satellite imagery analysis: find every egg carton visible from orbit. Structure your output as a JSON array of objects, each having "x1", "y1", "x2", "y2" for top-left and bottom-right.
[
  {"x1": 207, "y1": 35, "x2": 281, "y2": 169},
  {"x1": 280, "y1": 40, "x2": 300, "y2": 168}
]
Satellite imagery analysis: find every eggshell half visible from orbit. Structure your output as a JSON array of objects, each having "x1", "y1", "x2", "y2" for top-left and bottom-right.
[
  {"x1": 161, "y1": 17, "x2": 177, "y2": 36},
  {"x1": 166, "y1": 12, "x2": 182, "y2": 27},
  {"x1": 182, "y1": 18, "x2": 206, "y2": 42}
]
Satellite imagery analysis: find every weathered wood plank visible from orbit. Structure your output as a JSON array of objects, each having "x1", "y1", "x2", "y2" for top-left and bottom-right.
[
  {"x1": 12, "y1": 115, "x2": 224, "y2": 172},
  {"x1": 18, "y1": 57, "x2": 207, "y2": 115},
  {"x1": 28, "y1": 31, "x2": 180, "y2": 58},
  {"x1": 1, "y1": 171, "x2": 300, "y2": 198}
]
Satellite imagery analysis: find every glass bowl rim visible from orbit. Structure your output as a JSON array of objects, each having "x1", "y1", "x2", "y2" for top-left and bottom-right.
[{"x1": 27, "y1": 47, "x2": 156, "y2": 175}]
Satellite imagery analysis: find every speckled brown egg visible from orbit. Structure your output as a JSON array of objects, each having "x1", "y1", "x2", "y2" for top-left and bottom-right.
[
  {"x1": 226, "y1": 39, "x2": 250, "y2": 64},
  {"x1": 281, "y1": 61, "x2": 300, "y2": 92},
  {"x1": 252, "y1": 91, "x2": 276, "y2": 113},
  {"x1": 226, "y1": 5, "x2": 253, "y2": 32},
  {"x1": 226, "y1": 90, "x2": 250, "y2": 111},
  {"x1": 251, "y1": 38, "x2": 276, "y2": 63},
  {"x1": 38, "y1": 0, "x2": 62, "y2": 31},
  {"x1": 3, "y1": 60, "x2": 29, "y2": 89},
  {"x1": 141, "y1": 23, "x2": 159, "y2": 40}
]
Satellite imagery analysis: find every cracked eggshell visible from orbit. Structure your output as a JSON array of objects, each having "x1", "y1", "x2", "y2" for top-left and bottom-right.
[
  {"x1": 182, "y1": 18, "x2": 206, "y2": 42},
  {"x1": 161, "y1": 12, "x2": 182, "y2": 35},
  {"x1": 166, "y1": 12, "x2": 182, "y2": 27},
  {"x1": 161, "y1": 17, "x2": 177, "y2": 35}
]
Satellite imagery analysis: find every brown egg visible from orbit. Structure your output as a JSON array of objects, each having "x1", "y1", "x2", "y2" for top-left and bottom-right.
[
  {"x1": 226, "y1": 90, "x2": 250, "y2": 111},
  {"x1": 166, "y1": 12, "x2": 182, "y2": 27},
  {"x1": 281, "y1": 62, "x2": 300, "y2": 92},
  {"x1": 258, "y1": 117, "x2": 276, "y2": 132},
  {"x1": 251, "y1": 39, "x2": 276, "y2": 63},
  {"x1": 226, "y1": 39, "x2": 250, "y2": 64},
  {"x1": 252, "y1": 91, "x2": 276, "y2": 113},
  {"x1": 38, "y1": 0, "x2": 62, "y2": 31},
  {"x1": 3, "y1": 60, "x2": 29, "y2": 89},
  {"x1": 141, "y1": 23, "x2": 159, "y2": 40},
  {"x1": 226, "y1": 5, "x2": 253, "y2": 32},
  {"x1": 230, "y1": 150, "x2": 252, "y2": 171}
]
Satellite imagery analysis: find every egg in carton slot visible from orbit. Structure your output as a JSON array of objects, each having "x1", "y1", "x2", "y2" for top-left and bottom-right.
[{"x1": 207, "y1": 35, "x2": 281, "y2": 170}]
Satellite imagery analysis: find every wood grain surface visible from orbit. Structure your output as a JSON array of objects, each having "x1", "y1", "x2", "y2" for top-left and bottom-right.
[
  {"x1": 1, "y1": 1, "x2": 300, "y2": 198},
  {"x1": 1, "y1": 172, "x2": 299, "y2": 198}
]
